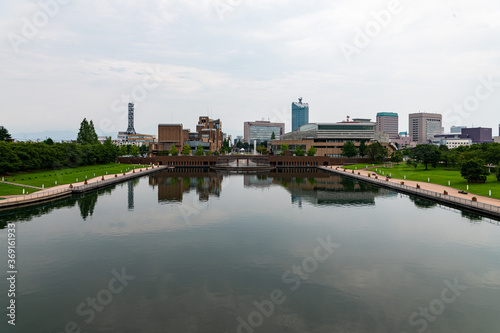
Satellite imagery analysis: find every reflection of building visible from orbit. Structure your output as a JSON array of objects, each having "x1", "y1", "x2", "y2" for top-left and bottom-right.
[
  {"x1": 150, "y1": 116, "x2": 224, "y2": 155},
  {"x1": 409, "y1": 113, "x2": 442, "y2": 144},
  {"x1": 244, "y1": 121, "x2": 285, "y2": 144},
  {"x1": 273, "y1": 173, "x2": 395, "y2": 206},
  {"x1": 292, "y1": 98, "x2": 309, "y2": 131},
  {"x1": 150, "y1": 171, "x2": 223, "y2": 203},
  {"x1": 243, "y1": 174, "x2": 274, "y2": 188},
  {"x1": 376, "y1": 112, "x2": 399, "y2": 140},
  {"x1": 272, "y1": 119, "x2": 395, "y2": 157}
]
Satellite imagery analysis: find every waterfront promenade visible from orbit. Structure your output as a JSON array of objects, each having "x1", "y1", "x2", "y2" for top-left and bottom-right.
[
  {"x1": 321, "y1": 166, "x2": 500, "y2": 218},
  {"x1": 0, "y1": 165, "x2": 167, "y2": 209}
]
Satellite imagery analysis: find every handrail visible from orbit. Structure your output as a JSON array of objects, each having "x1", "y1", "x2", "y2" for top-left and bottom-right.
[
  {"x1": 0, "y1": 166, "x2": 166, "y2": 208},
  {"x1": 320, "y1": 167, "x2": 500, "y2": 215}
]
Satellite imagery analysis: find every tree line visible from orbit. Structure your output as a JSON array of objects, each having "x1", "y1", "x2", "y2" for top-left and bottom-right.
[
  {"x1": 404, "y1": 143, "x2": 500, "y2": 183},
  {"x1": 0, "y1": 121, "x2": 119, "y2": 175},
  {"x1": 341, "y1": 140, "x2": 387, "y2": 162}
]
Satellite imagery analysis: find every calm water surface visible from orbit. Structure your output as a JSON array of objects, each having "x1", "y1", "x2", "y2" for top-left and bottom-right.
[{"x1": 1, "y1": 169, "x2": 499, "y2": 333}]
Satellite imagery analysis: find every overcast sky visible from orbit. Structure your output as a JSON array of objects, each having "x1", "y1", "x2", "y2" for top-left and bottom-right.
[{"x1": 1, "y1": 0, "x2": 500, "y2": 139}]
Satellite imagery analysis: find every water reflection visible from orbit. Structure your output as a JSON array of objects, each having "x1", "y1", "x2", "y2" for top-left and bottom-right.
[
  {"x1": 2, "y1": 172, "x2": 500, "y2": 332},
  {"x1": 77, "y1": 191, "x2": 98, "y2": 220},
  {"x1": 409, "y1": 196, "x2": 438, "y2": 209},
  {"x1": 245, "y1": 169, "x2": 395, "y2": 207},
  {"x1": 150, "y1": 168, "x2": 222, "y2": 203},
  {"x1": 0, "y1": 186, "x2": 114, "y2": 228},
  {"x1": 2, "y1": 169, "x2": 498, "y2": 231}
]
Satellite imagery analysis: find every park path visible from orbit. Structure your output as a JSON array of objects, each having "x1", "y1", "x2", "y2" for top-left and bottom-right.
[
  {"x1": 0, "y1": 165, "x2": 166, "y2": 204},
  {"x1": 328, "y1": 165, "x2": 500, "y2": 207},
  {"x1": 0, "y1": 181, "x2": 43, "y2": 189}
]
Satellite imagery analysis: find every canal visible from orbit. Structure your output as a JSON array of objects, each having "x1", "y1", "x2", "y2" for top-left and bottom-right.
[{"x1": 1, "y1": 169, "x2": 499, "y2": 332}]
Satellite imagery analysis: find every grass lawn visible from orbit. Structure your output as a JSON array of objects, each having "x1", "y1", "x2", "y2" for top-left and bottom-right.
[
  {"x1": 0, "y1": 183, "x2": 40, "y2": 196},
  {"x1": 1, "y1": 163, "x2": 148, "y2": 190},
  {"x1": 375, "y1": 164, "x2": 500, "y2": 199},
  {"x1": 343, "y1": 163, "x2": 381, "y2": 170}
]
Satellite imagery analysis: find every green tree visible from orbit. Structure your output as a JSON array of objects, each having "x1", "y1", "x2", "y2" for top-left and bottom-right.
[
  {"x1": 77, "y1": 118, "x2": 98, "y2": 144},
  {"x1": 306, "y1": 146, "x2": 317, "y2": 156},
  {"x1": 0, "y1": 141, "x2": 22, "y2": 174},
  {"x1": 182, "y1": 144, "x2": 191, "y2": 155},
  {"x1": 293, "y1": 145, "x2": 305, "y2": 156},
  {"x1": 390, "y1": 151, "x2": 403, "y2": 164},
  {"x1": 44, "y1": 137, "x2": 54, "y2": 145},
  {"x1": 130, "y1": 145, "x2": 140, "y2": 157},
  {"x1": 0, "y1": 126, "x2": 12, "y2": 142},
  {"x1": 256, "y1": 146, "x2": 268, "y2": 155},
  {"x1": 169, "y1": 145, "x2": 179, "y2": 156},
  {"x1": 496, "y1": 166, "x2": 500, "y2": 182},
  {"x1": 195, "y1": 145, "x2": 205, "y2": 156},
  {"x1": 358, "y1": 140, "x2": 367, "y2": 157},
  {"x1": 460, "y1": 158, "x2": 489, "y2": 183},
  {"x1": 341, "y1": 141, "x2": 358, "y2": 158},
  {"x1": 280, "y1": 143, "x2": 290, "y2": 156},
  {"x1": 139, "y1": 144, "x2": 149, "y2": 156},
  {"x1": 410, "y1": 144, "x2": 441, "y2": 170},
  {"x1": 270, "y1": 132, "x2": 276, "y2": 140},
  {"x1": 406, "y1": 158, "x2": 418, "y2": 168},
  {"x1": 367, "y1": 142, "x2": 388, "y2": 163}
]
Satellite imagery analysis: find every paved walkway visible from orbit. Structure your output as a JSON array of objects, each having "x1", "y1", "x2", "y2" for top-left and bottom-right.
[
  {"x1": 0, "y1": 165, "x2": 165, "y2": 205},
  {"x1": 327, "y1": 166, "x2": 500, "y2": 207},
  {"x1": 0, "y1": 181, "x2": 43, "y2": 189}
]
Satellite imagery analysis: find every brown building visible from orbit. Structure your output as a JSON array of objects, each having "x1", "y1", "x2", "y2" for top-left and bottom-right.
[{"x1": 150, "y1": 116, "x2": 223, "y2": 155}]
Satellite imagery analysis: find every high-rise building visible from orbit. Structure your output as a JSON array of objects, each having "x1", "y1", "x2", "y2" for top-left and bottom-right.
[
  {"x1": 408, "y1": 113, "x2": 442, "y2": 144},
  {"x1": 376, "y1": 112, "x2": 399, "y2": 140},
  {"x1": 450, "y1": 126, "x2": 467, "y2": 133},
  {"x1": 292, "y1": 98, "x2": 309, "y2": 131},
  {"x1": 244, "y1": 121, "x2": 285, "y2": 144}
]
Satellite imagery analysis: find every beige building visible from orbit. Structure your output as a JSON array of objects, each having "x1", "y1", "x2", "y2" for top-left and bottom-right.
[
  {"x1": 409, "y1": 113, "x2": 442, "y2": 144},
  {"x1": 116, "y1": 132, "x2": 156, "y2": 146},
  {"x1": 445, "y1": 138, "x2": 472, "y2": 149},
  {"x1": 270, "y1": 121, "x2": 395, "y2": 157}
]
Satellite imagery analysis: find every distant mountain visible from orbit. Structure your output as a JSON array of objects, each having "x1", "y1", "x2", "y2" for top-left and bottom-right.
[{"x1": 12, "y1": 130, "x2": 77, "y2": 142}]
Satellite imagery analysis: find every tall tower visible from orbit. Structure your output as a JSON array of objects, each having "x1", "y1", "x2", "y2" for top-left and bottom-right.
[
  {"x1": 126, "y1": 102, "x2": 136, "y2": 134},
  {"x1": 292, "y1": 97, "x2": 309, "y2": 131}
]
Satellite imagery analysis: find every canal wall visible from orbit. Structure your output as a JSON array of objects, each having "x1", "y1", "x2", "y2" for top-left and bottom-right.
[
  {"x1": 319, "y1": 166, "x2": 500, "y2": 219},
  {"x1": 0, "y1": 166, "x2": 166, "y2": 210},
  {"x1": 117, "y1": 156, "x2": 374, "y2": 167}
]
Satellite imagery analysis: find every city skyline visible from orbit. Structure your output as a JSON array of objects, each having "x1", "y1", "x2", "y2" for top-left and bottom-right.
[{"x1": 1, "y1": 1, "x2": 500, "y2": 139}]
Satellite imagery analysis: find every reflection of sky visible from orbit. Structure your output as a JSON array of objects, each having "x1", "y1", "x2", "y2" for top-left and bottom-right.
[{"x1": 0, "y1": 173, "x2": 499, "y2": 332}]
